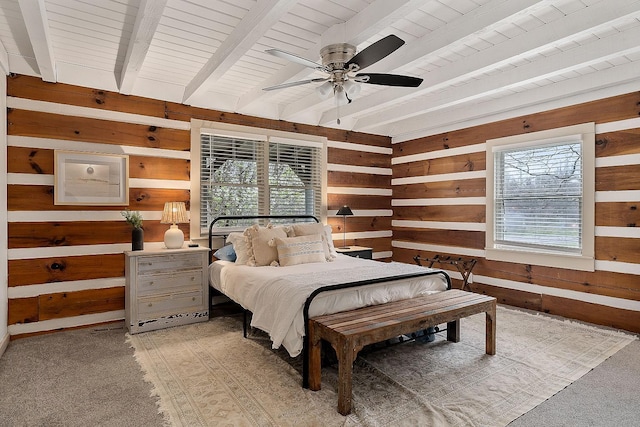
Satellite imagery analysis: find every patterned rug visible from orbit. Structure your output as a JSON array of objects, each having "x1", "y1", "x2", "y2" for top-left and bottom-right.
[{"x1": 128, "y1": 305, "x2": 635, "y2": 426}]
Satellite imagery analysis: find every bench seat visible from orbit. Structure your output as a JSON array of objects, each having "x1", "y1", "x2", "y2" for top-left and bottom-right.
[{"x1": 307, "y1": 289, "x2": 497, "y2": 415}]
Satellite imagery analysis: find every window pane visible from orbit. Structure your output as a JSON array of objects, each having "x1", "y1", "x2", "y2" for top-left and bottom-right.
[
  {"x1": 269, "y1": 188, "x2": 310, "y2": 215},
  {"x1": 268, "y1": 142, "x2": 321, "y2": 216},
  {"x1": 494, "y1": 141, "x2": 582, "y2": 251},
  {"x1": 201, "y1": 135, "x2": 262, "y2": 228},
  {"x1": 201, "y1": 133, "x2": 323, "y2": 230},
  {"x1": 206, "y1": 186, "x2": 259, "y2": 218}
]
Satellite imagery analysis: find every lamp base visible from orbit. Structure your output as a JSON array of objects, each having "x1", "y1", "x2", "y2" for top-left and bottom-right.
[{"x1": 164, "y1": 224, "x2": 184, "y2": 249}]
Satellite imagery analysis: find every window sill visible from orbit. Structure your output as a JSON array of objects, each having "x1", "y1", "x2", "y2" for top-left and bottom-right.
[{"x1": 485, "y1": 247, "x2": 594, "y2": 272}]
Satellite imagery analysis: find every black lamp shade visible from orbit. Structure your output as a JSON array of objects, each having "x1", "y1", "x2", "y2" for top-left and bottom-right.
[{"x1": 336, "y1": 206, "x2": 353, "y2": 216}]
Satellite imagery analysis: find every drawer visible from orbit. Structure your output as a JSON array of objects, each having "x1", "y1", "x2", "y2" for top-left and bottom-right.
[
  {"x1": 138, "y1": 290, "x2": 204, "y2": 318},
  {"x1": 137, "y1": 271, "x2": 202, "y2": 296},
  {"x1": 137, "y1": 253, "x2": 202, "y2": 274}
]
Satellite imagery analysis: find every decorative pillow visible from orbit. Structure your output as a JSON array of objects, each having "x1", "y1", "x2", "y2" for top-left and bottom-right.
[
  {"x1": 272, "y1": 234, "x2": 326, "y2": 267},
  {"x1": 226, "y1": 232, "x2": 250, "y2": 265},
  {"x1": 244, "y1": 224, "x2": 288, "y2": 266},
  {"x1": 213, "y1": 244, "x2": 236, "y2": 262},
  {"x1": 287, "y1": 222, "x2": 324, "y2": 238},
  {"x1": 288, "y1": 222, "x2": 336, "y2": 261},
  {"x1": 323, "y1": 224, "x2": 338, "y2": 258}
]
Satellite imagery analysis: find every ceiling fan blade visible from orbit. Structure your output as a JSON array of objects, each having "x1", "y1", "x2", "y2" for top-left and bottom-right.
[
  {"x1": 262, "y1": 77, "x2": 328, "y2": 91},
  {"x1": 356, "y1": 73, "x2": 423, "y2": 87},
  {"x1": 346, "y1": 34, "x2": 405, "y2": 70},
  {"x1": 265, "y1": 48, "x2": 327, "y2": 72}
]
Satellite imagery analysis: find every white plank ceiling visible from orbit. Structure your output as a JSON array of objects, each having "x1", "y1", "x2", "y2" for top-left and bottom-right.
[{"x1": 1, "y1": 0, "x2": 640, "y2": 140}]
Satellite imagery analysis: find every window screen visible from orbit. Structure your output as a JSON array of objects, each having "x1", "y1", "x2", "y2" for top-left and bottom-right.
[{"x1": 493, "y1": 140, "x2": 582, "y2": 253}]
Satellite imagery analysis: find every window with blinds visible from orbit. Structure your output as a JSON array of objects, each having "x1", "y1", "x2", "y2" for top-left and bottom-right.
[
  {"x1": 200, "y1": 133, "x2": 322, "y2": 230},
  {"x1": 485, "y1": 122, "x2": 595, "y2": 272},
  {"x1": 494, "y1": 141, "x2": 582, "y2": 252}
]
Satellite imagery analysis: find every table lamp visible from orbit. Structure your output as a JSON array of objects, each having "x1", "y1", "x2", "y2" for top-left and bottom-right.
[
  {"x1": 336, "y1": 205, "x2": 353, "y2": 249},
  {"x1": 161, "y1": 202, "x2": 188, "y2": 249}
]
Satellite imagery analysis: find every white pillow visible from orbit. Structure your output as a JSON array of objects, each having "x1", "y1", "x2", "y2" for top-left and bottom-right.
[
  {"x1": 324, "y1": 224, "x2": 338, "y2": 258},
  {"x1": 244, "y1": 224, "x2": 288, "y2": 266},
  {"x1": 226, "y1": 232, "x2": 250, "y2": 265},
  {"x1": 272, "y1": 234, "x2": 326, "y2": 267},
  {"x1": 288, "y1": 222, "x2": 336, "y2": 261}
]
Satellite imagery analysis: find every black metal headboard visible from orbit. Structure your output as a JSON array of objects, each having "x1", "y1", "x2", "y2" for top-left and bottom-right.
[{"x1": 208, "y1": 214, "x2": 320, "y2": 263}]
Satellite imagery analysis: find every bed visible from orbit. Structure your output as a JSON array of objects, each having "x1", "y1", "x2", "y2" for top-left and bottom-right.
[{"x1": 207, "y1": 215, "x2": 451, "y2": 384}]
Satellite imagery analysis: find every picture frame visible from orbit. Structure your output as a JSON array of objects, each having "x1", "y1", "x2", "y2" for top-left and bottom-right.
[{"x1": 54, "y1": 150, "x2": 129, "y2": 206}]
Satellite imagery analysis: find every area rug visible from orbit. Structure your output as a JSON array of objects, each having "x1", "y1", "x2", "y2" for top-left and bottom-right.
[{"x1": 128, "y1": 305, "x2": 635, "y2": 426}]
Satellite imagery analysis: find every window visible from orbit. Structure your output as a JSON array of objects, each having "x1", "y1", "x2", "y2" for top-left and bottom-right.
[
  {"x1": 190, "y1": 121, "x2": 326, "y2": 237},
  {"x1": 485, "y1": 123, "x2": 595, "y2": 271}
]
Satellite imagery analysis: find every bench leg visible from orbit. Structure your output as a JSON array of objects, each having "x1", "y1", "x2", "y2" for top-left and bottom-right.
[
  {"x1": 447, "y1": 319, "x2": 460, "y2": 342},
  {"x1": 308, "y1": 322, "x2": 322, "y2": 391},
  {"x1": 337, "y1": 339, "x2": 356, "y2": 415},
  {"x1": 486, "y1": 302, "x2": 496, "y2": 355}
]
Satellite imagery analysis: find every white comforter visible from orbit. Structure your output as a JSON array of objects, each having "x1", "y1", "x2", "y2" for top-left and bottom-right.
[{"x1": 210, "y1": 255, "x2": 449, "y2": 357}]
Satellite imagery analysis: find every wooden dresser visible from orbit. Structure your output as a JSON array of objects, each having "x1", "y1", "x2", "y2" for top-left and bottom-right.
[{"x1": 125, "y1": 246, "x2": 210, "y2": 334}]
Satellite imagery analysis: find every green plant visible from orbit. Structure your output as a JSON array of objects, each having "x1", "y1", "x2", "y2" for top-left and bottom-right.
[{"x1": 121, "y1": 209, "x2": 143, "y2": 229}]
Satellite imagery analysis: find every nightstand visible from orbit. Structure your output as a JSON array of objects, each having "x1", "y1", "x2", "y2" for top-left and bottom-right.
[
  {"x1": 336, "y1": 246, "x2": 373, "y2": 259},
  {"x1": 125, "y1": 246, "x2": 210, "y2": 334}
]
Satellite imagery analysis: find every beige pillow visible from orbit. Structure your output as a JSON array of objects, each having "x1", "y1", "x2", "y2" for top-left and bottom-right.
[
  {"x1": 273, "y1": 234, "x2": 326, "y2": 267},
  {"x1": 323, "y1": 224, "x2": 338, "y2": 258},
  {"x1": 244, "y1": 224, "x2": 288, "y2": 266},
  {"x1": 226, "y1": 232, "x2": 250, "y2": 265},
  {"x1": 288, "y1": 222, "x2": 335, "y2": 261}
]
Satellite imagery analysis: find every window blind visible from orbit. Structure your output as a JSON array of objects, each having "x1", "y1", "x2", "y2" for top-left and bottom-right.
[
  {"x1": 268, "y1": 141, "x2": 322, "y2": 216},
  {"x1": 494, "y1": 140, "x2": 583, "y2": 252},
  {"x1": 200, "y1": 133, "x2": 322, "y2": 230}
]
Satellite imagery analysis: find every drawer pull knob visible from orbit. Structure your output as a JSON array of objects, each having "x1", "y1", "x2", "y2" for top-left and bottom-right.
[
  {"x1": 149, "y1": 281, "x2": 154, "y2": 286},
  {"x1": 148, "y1": 303, "x2": 153, "y2": 307},
  {"x1": 190, "y1": 276, "x2": 195, "y2": 281},
  {"x1": 192, "y1": 297, "x2": 196, "y2": 301}
]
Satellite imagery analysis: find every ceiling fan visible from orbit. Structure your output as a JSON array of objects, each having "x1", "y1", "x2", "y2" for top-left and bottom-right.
[{"x1": 263, "y1": 35, "x2": 423, "y2": 124}]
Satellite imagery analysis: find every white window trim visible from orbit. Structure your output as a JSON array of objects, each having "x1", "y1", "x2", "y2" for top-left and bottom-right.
[
  {"x1": 485, "y1": 122, "x2": 595, "y2": 272},
  {"x1": 190, "y1": 119, "x2": 328, "y2": 242}
]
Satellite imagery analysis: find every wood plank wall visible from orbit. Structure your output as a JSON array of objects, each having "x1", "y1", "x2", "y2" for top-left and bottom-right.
[
  {"x1": 5, "y1": 74, "x2": 392, "y2": 338},
  {"x1": 392, "y1": 92, "x2": 640, "y2": 333}
]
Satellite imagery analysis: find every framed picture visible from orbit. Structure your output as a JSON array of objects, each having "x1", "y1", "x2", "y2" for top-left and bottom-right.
[{"x1": 54, "y1": 150, "x2": 129, "y2": 205}]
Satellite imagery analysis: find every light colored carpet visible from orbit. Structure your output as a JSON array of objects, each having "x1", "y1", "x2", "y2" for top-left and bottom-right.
[
  {"x1": 128, "y1": 306, "x2": 636, "y2": 427},
  {"x1": 0, "y1": 323, "x2": 164, "y2": 427}
]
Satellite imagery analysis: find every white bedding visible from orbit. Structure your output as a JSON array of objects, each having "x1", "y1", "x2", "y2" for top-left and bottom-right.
[{"x1": 209, "y1": 255, "x2": 449, "y2": 357}]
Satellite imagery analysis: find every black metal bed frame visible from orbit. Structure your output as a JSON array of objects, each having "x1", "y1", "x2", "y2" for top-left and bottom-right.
[{"x1": 208, "y1": 214, "x2": 452, "y2": 388}]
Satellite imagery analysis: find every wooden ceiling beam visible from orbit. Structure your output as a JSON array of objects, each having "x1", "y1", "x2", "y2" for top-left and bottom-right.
[
  {"x1": 182, "y1": 0, "x2": 298, "y2": 105},
  {"x1": 18, "y1": 0, "x2": 56, "y2": 82},
  {"x1": 118, "y1": 0, "x2": 168, "y2": 95},
  {"x1": 0, "y1": 39, "x2": 9, "y2": 75}
]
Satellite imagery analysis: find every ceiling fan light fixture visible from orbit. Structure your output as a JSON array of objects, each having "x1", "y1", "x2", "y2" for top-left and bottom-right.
[
  {"x1": 264, "y1": 34, "x2": 419, "y2": 124},
  {"x1": 343, "y1": 79, "x2": 361, "y2": 98},
  {"x1": 316, "y1": 81, "x2": 334, "y2": 99},
  {"x1": 335, "y1": 86, "x2": 350, "y2": 106}
]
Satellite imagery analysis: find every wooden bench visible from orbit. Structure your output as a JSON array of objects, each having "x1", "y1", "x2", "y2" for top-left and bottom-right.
[{"x1": 307, "y1": 289, "x2": 497, "y2": 415}]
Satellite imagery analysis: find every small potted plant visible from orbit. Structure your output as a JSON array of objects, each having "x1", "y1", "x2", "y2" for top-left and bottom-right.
[{"x1": 121, "y1": 209, "x2": 144, "y2": 251}]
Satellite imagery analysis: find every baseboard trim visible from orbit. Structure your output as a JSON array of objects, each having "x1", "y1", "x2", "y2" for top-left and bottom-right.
[{"x1": 0, "y1": 332, "x2": 9, "y2": 359}]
